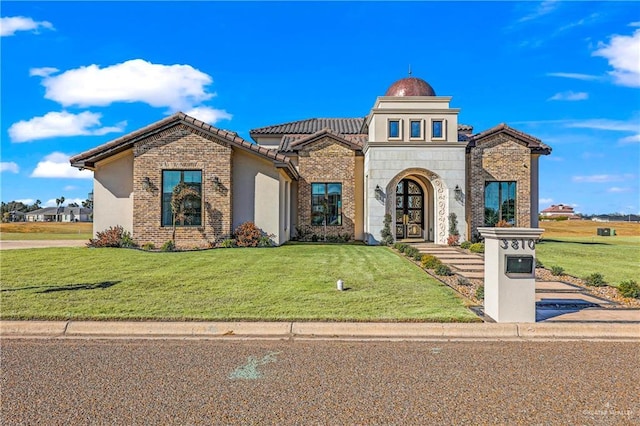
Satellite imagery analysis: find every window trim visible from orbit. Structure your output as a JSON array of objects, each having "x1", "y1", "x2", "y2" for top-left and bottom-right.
[
  {"x1": 310, "y1": 182, "x2": 343, "y2": 227},
  {"x1": 409, "y1": 119, "x2": 424, "y2": 140},
  {"x1": 388, "y1": 118, "x2": 402, "y2": 140},
  {"x1": 161, "y1": 169, "x2": 203, "y2": 227},
  {"x1": 431, "y1": 119, "x2": 446, "y2": 141}
]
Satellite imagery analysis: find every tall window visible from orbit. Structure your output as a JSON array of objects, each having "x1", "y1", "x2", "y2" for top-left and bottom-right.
[
  {"x1": 410, "y1": 120, "x2": 422, "y2": 138},
  {"x1": 432, "y1": 120, "x2": 444, "y2": 139},
  {"x1": 484, "y1": 181, "x2": 516, "y2": 226},
  {"x1": 311, "y1": 183, "x2": 342, "y2": 226},
  {"x1": 388, "y1": 120, "x2": 400, "y2": 139},
  {"x1": 162, "y1": 170, "x2": 202, "y2": 226}
]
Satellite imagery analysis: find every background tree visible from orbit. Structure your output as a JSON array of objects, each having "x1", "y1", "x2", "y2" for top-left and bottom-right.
[
  {"x1": 55, "y1": 196, "x2": 65, "y2": 222},
  {"x1": 68, "y1": 202, "x2": 79, "y2": 207}
]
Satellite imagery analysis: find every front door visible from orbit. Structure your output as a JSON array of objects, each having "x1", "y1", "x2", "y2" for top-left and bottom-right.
[{"x1": 395, "y1": 179, "x2": 424, "y2": 239}]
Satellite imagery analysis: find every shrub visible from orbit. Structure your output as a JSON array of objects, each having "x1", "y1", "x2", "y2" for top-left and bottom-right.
[
  {"x1": 469, "y1": 243, "x2": 485, "y2": 253},
  {"x1": 394, "y1": 243, "x2": 409, "y2": 253},
  {"x1": 584, "y1": 272, "x2": 606, "y2": 287},
  {"x1": 141, "y1": 242, "x2": 155, "y2": 251},
  {"x1": 618, "y1": 280, "x2": 640, "y2": 298},
  {"x1": 460, "y1": 241, "x2": 472, "y2": 250},
  {"x1": 412, "y1": 250, "x2": 424, "y2": 261},
  {"x1": 476, "y1": 285, "x2": 485, "y2": 300},
  {"x1": 234, "y1": 222, "x2": 273, "y2": 247},
  {"x1": 457, "y1": 276, "x2": 470, "y2": 286},
  {"x1": 87, "y1": 226, "x2": 136, "y2": 248},
  {"x1": 447, "y1": 234, "x2": 460, "y2": 246},
  {"x1": 161, "y1": 240, "x2": 175, "y2": 252},
  {"x1": 496, "y1": 220, "x2": 512, "y2": 228},
  {"x1": 421, "y1": 254, "x2": 442, "y2": 269},
  {"x1": 294, "y1": 225, "x2": 312, "y2": 242},
  {"x1": 434, "y1": 264, "x2": 453, "y2": 276},
  {"x1": 220, "y1": 239, "x2": 236, "y2": 248},
  {"x1": 550, "y1": 265, "x2": 565, "y2": 276},
  {"x1": 258, "y1": 235, "x2": 274, "y2": 247},
  {"x1": 404, "y1": 246, "x2": 420, "y2": 259},
  {"x1": 380, "y1": 214, "x2": 394, "y2": 246}
]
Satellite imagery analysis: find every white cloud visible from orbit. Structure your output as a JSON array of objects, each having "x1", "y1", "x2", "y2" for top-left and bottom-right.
[
  {"x1": 548, "y1": 91, "x2": 588, "y2": 101},
  {"x1": 546, "y1": 72, "x2": 601, "y2": 81},
  {"x1": 1, "y1": 162, "x2": 19, "y2": 173},
  {"x1": 30, "y1": 152, "x2": 93, "y2": 179},
  {"x1": 572, "y1": 174, "x2": 625, "y2": 183},
  {"x1": 8, "y1": 111, "x2": 126, "y2": 143},
  {"x1": 518, "y1": 0, "x2": 559, "y2": 23},
  {"x1": 43, "y1": 198, "x2": 83, "y2": 207},
  {"x1": 619, "y1": 134, "x2": 640, "y2": 144},
  {"x1": 582, "y1": 152, "x2": 605, "y2": 159},
  {"x1": 64, "y1": 185, "x2": 77, "y2": 191},
  {"x1": 30, "y1": 67, "x2": 59, "y2": 77},
  {"x1": 184, "y1": 106, "x2": 232, "y2": 125},
  {"x1": 0, "y1": 16, "x2": 53, "y2": 37},
  {"x1": 593, "y1": 28, "x2": 640, "y2": 87},
  {"x1": 630, "y1": 22, "x2": 640, "y2": 28},
  {"x1": 607, "y1": 187, "x2": 631, "y2": 193},
  {"x1": 34, "y1": 59, "x2": 215, "y2": 110},
  {"x1": 539, "y1": 198, "x2": 554, "y2": 205},
  {"x1": 15, "y1": 199, "x2": 35, "y2": 205},
  {"x1": 565, "y1": 118, "x2": 640, "y2": 133}
]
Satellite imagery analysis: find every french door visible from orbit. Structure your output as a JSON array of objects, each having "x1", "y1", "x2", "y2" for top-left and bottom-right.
[{"x1": 395, "y1": 179, "x2": 424, "y2": 239}]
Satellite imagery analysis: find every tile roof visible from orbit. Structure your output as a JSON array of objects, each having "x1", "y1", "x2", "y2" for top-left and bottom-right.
[
  {"x1": 279, "y1": 132, "x2": 367, "y2": 152},
  {"x1": 70, "y1": 112, "x2": 299, "y2": 179},
  {"x1": 250, "y1": 118, "x2": 366, "y2": 136},
  {"x1": 466, "y1": 123, "x2": 551, "y2": 154}
]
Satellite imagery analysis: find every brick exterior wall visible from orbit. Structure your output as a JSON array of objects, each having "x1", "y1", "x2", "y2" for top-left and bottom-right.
[
  {"x1": 296, "y1": 137, "x2": 357, "y2": 238},
  {"x1": 468, "y1": 135, "x2": 532, "y2": 239},
  {"x1": 132, "y1": 124, "x2": 232, "y2": 249}
]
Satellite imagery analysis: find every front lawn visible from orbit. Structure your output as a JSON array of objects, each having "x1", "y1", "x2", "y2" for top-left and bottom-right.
[
  {"x1": 0, "y1": 245, "x2": 478, "y2": 322},
  {"x1": 536, "y1": 236, "x2": 640, "y2": 286}
]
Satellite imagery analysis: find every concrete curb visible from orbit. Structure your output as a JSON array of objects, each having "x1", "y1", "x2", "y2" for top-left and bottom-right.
[{"x1": 2, "y1": 321, "x2": 638, "y2": 341}]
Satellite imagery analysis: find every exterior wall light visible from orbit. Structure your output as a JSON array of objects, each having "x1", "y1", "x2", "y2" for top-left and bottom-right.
[
  {"x1": 454, "y1": 185, "x2": 463, "y2": 203},
  {"x1": 142, "y1": 177, "x2": 152, "y2": 192},
  {"x1": 213, "y1": 176, "x2": 222, "y2": 190},
  {"x1": 375, "y1": 185, "x2": 385, "y2": 203}
]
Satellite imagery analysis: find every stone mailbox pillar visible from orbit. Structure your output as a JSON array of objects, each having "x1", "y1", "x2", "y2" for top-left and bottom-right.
[{"x1": 477, "y1": 227, "x2": 544, "y2": 323}]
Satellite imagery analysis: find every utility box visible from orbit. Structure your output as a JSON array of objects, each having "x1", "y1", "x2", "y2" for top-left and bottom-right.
[
  {"x1": 597, "y1": 228, "x2": 611, "y2": 236},
  {"x1": 477, "y1": 227, "x2": 544, "y2": 323}
]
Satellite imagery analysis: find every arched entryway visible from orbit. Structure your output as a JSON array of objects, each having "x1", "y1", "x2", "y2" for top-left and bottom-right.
[{"x1": 395, "y1": 178, "x2": 424, "y2": 239}]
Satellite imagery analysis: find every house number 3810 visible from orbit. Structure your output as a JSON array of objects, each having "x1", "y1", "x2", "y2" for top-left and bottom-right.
[{"x1": 500, "y1": 239, "x2": 536, "y2": 250}]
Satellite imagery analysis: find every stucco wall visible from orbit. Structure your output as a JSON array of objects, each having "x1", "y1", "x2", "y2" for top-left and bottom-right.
[{"x1": 93, "y1": 150, "x2": 134, "y2": 237}]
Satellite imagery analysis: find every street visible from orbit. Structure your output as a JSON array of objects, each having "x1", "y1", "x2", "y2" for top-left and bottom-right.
[{"x1": 2, "y1": 339, "x2": 638, "y2": 425}]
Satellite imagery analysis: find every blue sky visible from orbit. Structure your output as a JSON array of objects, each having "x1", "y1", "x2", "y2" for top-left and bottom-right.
[{"x1": 1, "y1": 1, "x2": 639, "y2": 214}]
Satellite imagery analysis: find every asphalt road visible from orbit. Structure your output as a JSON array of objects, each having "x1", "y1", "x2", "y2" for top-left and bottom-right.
[{"x1": 2, "y1": 339, "x2": 638, "y2": 425}]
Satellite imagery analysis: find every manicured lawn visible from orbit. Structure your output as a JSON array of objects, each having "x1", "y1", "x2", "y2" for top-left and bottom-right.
[
  {"x1": 0, "y1": 222, "x2": 92, "y2": 241},
  {"x1": 0, "y1": 245, "x2": 479, "y2": 322},
  {"x1": 536, "y1": 236, "x2": 640, "y2": 286}
]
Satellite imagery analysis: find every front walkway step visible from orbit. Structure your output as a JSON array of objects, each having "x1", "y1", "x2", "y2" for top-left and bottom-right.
[
  {"x1": 536, "y1": 292, "x2": 615, "y2": 306},
  {"x1": 535, "y1": 281, "x2": 584, "y2": 292},
  {"x1": 538, "y1": 308, "x2": 640, "y2": 322},
  {"x1": 457, "y1": 271, "x2": 484, "y2": 279},
  {"x1": 451, "y1": 263, "x2": 485, "y2": 272}
]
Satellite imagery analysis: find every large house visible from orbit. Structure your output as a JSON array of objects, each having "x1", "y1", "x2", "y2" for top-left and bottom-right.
[
  {"x1": 540, "y1": 204, "x2": 578, "y2": 218},
  {"x1": 70, "y1": 76, "x2": 551, "y2": 248}
]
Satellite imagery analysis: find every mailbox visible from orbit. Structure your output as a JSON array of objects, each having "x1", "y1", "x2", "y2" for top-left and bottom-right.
[{"x1": 505, "y1": 255, "x2": 534, "y2": 276}]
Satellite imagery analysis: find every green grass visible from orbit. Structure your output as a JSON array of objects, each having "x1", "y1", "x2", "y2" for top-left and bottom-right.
[
  {"x1": 0, "y1": 245, "x2": 478, "y2": 322},
  {"x1": 0, "y1": 232, "x2": 91, "y2": 241},
  {"x1": 536, "y1": 236, "x2": 640, "y2": 286}
]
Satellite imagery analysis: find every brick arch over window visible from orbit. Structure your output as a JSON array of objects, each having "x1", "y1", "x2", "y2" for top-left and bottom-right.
[{"x1": 385, "y1": 168, "x2": 448, "y2": 244}]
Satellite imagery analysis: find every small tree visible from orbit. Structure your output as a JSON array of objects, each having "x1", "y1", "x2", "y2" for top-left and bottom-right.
[
  {"x1": 170, "y1": 182, "x2": 200, "y2": 244},
  {"x1": 447, "y1": 212, "x2": 460, "y2": 246},
  {"x1": 380, "y1": 214, "x2": 394, "y2": 246},
  {"x1": 55, "y1": 196, "x2": 65, "y2": 222}
]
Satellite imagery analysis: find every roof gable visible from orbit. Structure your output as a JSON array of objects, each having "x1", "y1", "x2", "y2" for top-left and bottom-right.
[
  {"x1": 467, "y1": 123, "x2": 551, "y2": 155},
  {"x1": 70, "y1": 112, "x2": 299, "y2": 179},
  {"x1": 287, "y1": 128, "x2": 363, "y2": 152}
]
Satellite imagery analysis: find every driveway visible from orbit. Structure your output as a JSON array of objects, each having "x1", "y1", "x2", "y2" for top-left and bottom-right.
[{"x1": 0, "y1": 240, "x2": 87, "y2": 250}]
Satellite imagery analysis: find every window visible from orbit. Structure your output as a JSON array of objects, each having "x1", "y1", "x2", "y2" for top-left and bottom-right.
[
  {"x1": 432, "y1": 120, "x2": 445, "y2": 139},
  {"x1": 484, "y1": 181, "x2": 516, "y2": 226},
  {"x1": 410, "y1": 120, "x2": 422, "y2": 139},
  {"x1": 388, "y1": 120, "x2": 401, "y2": 139},
  {"x1": 311, "y1": 183, "x2": 342, "y2": 226},
  {"x1": 162, "y1": 170, "x2": 202, "y2": 226}
]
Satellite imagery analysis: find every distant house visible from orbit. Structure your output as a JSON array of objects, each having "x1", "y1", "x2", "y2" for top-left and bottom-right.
[
  {"x1": 7, "y1": 210, "x2": 26, "y2": 222},
  {"x1": 25, "y1": 207, "x2": 92, "y2": 222},
  {"x1": 540, "y1": 204, "x2": 579, "y2": 219}
]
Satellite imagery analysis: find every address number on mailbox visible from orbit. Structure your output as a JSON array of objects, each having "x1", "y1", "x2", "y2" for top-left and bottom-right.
[{"x1": 500, "y1": 239, "x2": 536, "y2": 250}]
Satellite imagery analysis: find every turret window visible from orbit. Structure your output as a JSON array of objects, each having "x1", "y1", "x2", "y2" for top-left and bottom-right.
[
  {"x1": 388, "y1": 119, "x2": 401, "y2": 139},
  {"x1": 410, "y1": 120, "x2": 423, "y2": 139},
  {"x1": 432, "y1": 119, "x2": 445, "y2": 140}
]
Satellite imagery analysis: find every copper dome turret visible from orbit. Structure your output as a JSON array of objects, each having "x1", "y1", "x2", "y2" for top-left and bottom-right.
[{"x1": 385, "y1": 77, "x2": 436, "y2": 97}]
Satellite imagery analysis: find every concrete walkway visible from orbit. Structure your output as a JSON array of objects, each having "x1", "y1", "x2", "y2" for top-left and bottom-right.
[
  {"x1": 0, "y1": 240, "x2": 86, "y2": 250},
  {"x1": 2, "y1": 320, "x2": 639, "y2": 341},
  {"x1": 412, "y1": 243, "x2": 640, "y2": 323}
]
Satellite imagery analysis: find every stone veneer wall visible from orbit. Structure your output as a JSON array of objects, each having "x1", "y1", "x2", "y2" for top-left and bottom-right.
[
  {"x1": 132, "y1": 124, "x2": 232, "y2": 248},
  {"x1": 297, "y1": 137, "x2": 357, "y2": 238},
  {"x1": 468, "y1": 135, "x2": 532, "y2": 239}
]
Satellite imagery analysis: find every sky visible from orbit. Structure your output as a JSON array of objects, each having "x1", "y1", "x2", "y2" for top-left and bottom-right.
[{"x1": 1, "y1": 1, "x2": 639, "y2": 214}]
